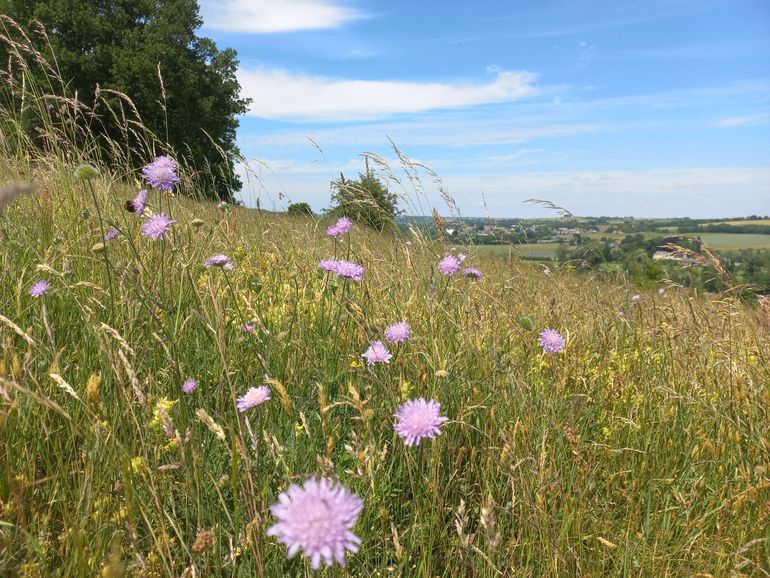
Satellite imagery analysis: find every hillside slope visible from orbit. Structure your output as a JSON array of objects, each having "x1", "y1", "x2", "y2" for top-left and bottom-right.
[{"x1": 1, "y1": 163, "x2": 769, "y2": 576}]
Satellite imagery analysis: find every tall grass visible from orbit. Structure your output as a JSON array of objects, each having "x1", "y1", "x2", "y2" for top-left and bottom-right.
[{"x1": 1, "y1": 22, "x2": 769, "y2": 578}]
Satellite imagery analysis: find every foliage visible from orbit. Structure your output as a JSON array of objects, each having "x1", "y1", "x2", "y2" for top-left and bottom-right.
[
  {"x1": 0, "y1": 2, "x2": 250, "y2": 200},
  {"x1": 286, "y1": 201, "x2": 313, "y2": 216},
  {"x1": 1, "y1": 157, "x2": 769, "y2": 576},
  {"x1": 329, "y1": 171, "x2": 400, "y2": 232}
]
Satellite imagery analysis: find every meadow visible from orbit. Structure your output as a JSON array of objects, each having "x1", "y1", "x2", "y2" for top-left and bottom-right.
[{"x1": 1, "y1": 157, "x2": 769, "y2": 577}]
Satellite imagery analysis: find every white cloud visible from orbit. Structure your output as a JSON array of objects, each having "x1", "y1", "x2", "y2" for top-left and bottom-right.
[
  {"x1": 237, "y1": 67, "x2": 537, "y2": 121},
  {"x1": 716, "y1": 113, "x2": 770, "y2": 127},
  {"x1": 200, "y1": 0, "x2": 361, "y2": 34}
]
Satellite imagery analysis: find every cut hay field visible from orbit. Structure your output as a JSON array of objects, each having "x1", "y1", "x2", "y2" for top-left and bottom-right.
[{"x1": 1, "y1": 161, "x2": 769, "y2": 577}]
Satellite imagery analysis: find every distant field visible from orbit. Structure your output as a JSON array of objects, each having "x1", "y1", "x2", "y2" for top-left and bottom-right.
[
  {"x1": 464, "y1": 232, "x2": 770, "y2": 261},
  {"x1": 698, "y1": 233, "x2": 770, "y2": 250},
  {"x1": 716, "y1": 219, "x2": 770, "y2": 226}
]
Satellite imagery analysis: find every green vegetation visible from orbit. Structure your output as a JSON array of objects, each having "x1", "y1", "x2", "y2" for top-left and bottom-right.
[
  {"x1": 0, "y1": 5, "x2": 249, "y2": 200},
  {"x1": 286, "y1": 202, "x2": 314, "y2": 217},
  {"x1": 1, "y1": 23, "x2": 769, "y2": 577},
  {"x1": 2, "y1": 159, "x2": 769, "y2": 576},
  {"x1": 329, "y1": 171, "x2": 401, "y2": 232}
]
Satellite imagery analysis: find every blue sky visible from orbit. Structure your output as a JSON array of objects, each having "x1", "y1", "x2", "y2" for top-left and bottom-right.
[{"x1": 198, "y1": 0, "x2": 770, "y2": 218}]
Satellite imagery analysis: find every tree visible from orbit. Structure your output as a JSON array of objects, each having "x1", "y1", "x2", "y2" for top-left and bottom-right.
[
  {"x1": 0, "y1": 0, "x2": 250, "y2": 201},
  {"x1": 287, "y1": 202, "x2": 313, "y2": 216},
  {"x1": 328, "y1": 171, "x2": 400, "y2": 232}
]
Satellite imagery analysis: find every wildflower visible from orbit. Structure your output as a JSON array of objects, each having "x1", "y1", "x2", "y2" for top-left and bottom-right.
[
  {"x1": 29, "y1": 280, "x2": 50, "y2": 297},
  {"x1": 538, "y1": 328, "x2": 565, "y2": 354},
  {"x1": 334, "y1": 260, "x2": 364, "y2": 282},
  {"x1": 182, "y1": 378, "x2": 198, "y2": 394},
  {"x1": 658, "y1": 287, "x2": 665, "y2": 297},
  {"x1": 267, "y1": 477, "x2": 363, "y2": 570},
  {"x1": 318, "y1": 259, "x2": 338, "y2": 272},
  {"x1": 104, "y1": 227, "x2": 120, "y2": 241},
  {"x1": 204, "y1": 254, "x2": 234, "y2": 269},
  {"x1": 361, "y1": 341, "x2": 392, "y2": 365},
  {"x1": 327, "y1": 216, "x2": 353, "y2": 237},
  {"x1": 393, "y1": 398, "x2": 449, "y2": 446},
  {"x1": 384, "y1": 321, "x2": 411, "y2": 343},
  {"x1": 543, "y1": 267, "x2": 551, "y2": 275},
  {"x1": 74, "y1": 164, "x2": 99, "y2": 181},
  {"x1": 141, "y1": 213, "x2": 175, "y2": 240},
  {"x1": 128, "y1": 190, "x2": 148, "y2": 216},
  {"x1": 458, "y1": 253, "x2": 467, "y2": 262},
  {"x1": 236, "y1": 385, "x2": 271, "y2": 412},
  {"x1": 217, "y1": 201, "x2": 227, "y2": 210},
  {"x1": 463, "y1": 267, "x2": 483, "y2": 280},
  {"x1": 631, "y1": 294, "x2": 641, "y2": 303},
  {"x1": 616, "y1": 311, "x2": 625, "y2": 318},
  {"x1": 438, "y1": 254, "x2": 461, "y2": 276},
  {"x1": 242, "y1": 322, "x2": 256, "y2": 334},
  {"x1": 142, "y1": 155, "x2": 181, "y2": 191}
]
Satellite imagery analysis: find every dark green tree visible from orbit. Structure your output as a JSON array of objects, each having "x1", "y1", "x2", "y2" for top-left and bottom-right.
[
  {"x1": 286, "y1": 201, "x2": 313, "y2": 216},
  {"x1": 0, "y1": 0, "x2": 250, "y2": 200},
  {"x1": 328, "y1": 171, "x2": 400, "y2": 232}
]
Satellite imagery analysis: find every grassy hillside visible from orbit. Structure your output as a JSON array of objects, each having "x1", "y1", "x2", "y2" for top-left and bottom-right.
[{"x1": 1, "y1": 162, "x2": 769, "y2": 577}]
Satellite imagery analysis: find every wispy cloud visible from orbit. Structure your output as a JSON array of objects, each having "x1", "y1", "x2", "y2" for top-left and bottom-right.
[
  {"x1": 199, "y1": 0, "x2": 362, "y2": 34},
  {"x1": 716, "y1": 113, "x2": 770, "y2": 127},
  {"x1": 237, "y1": 67, "x2": 537, "y2": 121}
]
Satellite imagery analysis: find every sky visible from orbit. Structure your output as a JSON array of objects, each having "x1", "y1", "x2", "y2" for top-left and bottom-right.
[{"x1": 198, "y1": 0, "x2": 770, "y2": 218}]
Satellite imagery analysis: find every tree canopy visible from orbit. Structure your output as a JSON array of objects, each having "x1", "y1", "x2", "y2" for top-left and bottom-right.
[
  {"x1": 0, "y1": 0, "x2": 250, "y2": 200},
  {"x1": 329, "y1": 171, "x2": 400, "y2": 232}
]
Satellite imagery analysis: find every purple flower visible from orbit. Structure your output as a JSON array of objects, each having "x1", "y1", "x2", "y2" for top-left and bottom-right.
[
  {"x1": 318, "y1": 259, "x2": 338, "y2": 272},
  {"x1": 393, "y1": 398, "x2": 449, "y2": 447},
  {"x1": 236, "y1": 385, "x2": 271, "y2": 412},
  {"x1": 631, "y1": 294, "x2": 641, "y2": 303},
  {"x1": 327, "y1": 216, "x2": 353, "y2": 238},
  {"x1": 538, "y1": 328, "x2": 565, "y2": 354},
  {"x1": 384, "y1": 321, "x2": 411, "y2": 344},
  {"x1": 28, "y1": 280, "x2": 50, "y2": 297},
  {"x1": 658, "y1": 287, "x2": 665, "y2": 297},
  {"x1": 463, "y1": 267, "x2": 483, "y2": 280},
  {"x1": 182, "y1": 378, "x2": 198, "y2": 394},
  {"x1": 129, "y1": 190, "x2": 148, "y2": 216},
  {"x1": 438, "y1": 254, "x2": 461, "y2": 276},
  {"x1": 242, "y1": 322, "x2": 256, "y2": 334},
  {"x1": 334, "y1": 260, "x2": 364, "y2": 281},
  {"x1": 267, "y1": 477, "x2": 363, "y2": 570},
  {"x1": 204, "y1": 254, "x2": 233, "y2": 269},
  {"x1": 104, "y1": 227, "x2": 120, "y2": 241},
  {"x1": 318, "y1": 259, "x2": 364, "y2": 282},
  {"x1": 616, "y1": 311, "x2": 625, "y2": 318},
  {"x1": 142, "y1": 155, "x2": 180, "y2": 191},
  {"x1": 361, "y1": 341, "x2": 392, "y2": 365},
  {"x1": 141, "y1": 213, "x2": 175, "y2": 240}
]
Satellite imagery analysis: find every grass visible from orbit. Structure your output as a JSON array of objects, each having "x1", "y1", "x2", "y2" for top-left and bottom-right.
[
  {"x1": 1, "y1": 163, "x2": 769, "y2": 577},
  {"x1": 0, "y1": 28, "x2": 769, "y2": 575}
]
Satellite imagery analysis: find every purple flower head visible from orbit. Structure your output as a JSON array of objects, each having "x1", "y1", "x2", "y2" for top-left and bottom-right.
[
  {"x1": 242, "y1": 322, "x2": 256, "y2": 334},
  {"x1": 318, "y1": 259, "x2": 338, "y2": 272},
  {"x1": 129, "y1": 189, "x2": 148, "y2": 216},
  {"x1": 658, "y1": 287, "x2": 665, "y2": 297},
  {"x1": 384, "y1": 321, "x2": 411, "y2": 344},
  {"x1": 103, "y1": 227, "x2": 120, "y2": 241},
  {"x1": 141, "y1": 213, "x2": 175, "y2": 240},
  {"x1": 393, "y1": 398, "x2": 449, "y2": 447},
  {"x1": 236, "y1": 385, "x2": 271, "y2": 412},
  {"x1": 182, "y1": 378, "x2": 198, "y2": 394},
  {"x1": 267, "y1": 477, "x2": 363, "y2": 570},
  {"x1": 204, "y1": 254, "x2": 233, "y2": 269},
  {"x1": 463, "y1": 267, "x2": 483, "y2": 280},
  {"x1": 29, "y1": 280, "x2": 50, "y2": 297},
  {"x1": 438, "y1": 254, "x2": 462, "y2": 276},
  {"x1": 361, "y1": 340, "x2": 392, "y2": 365},
  {"x1": 631, "y1": 294, "x2": 641, "y2": 303},
  {"x1": 142, "y1": 155, "x2": 180, "y2": 191},
  {"x1": 538, "y1": 328, "x2": 565, "y2": 354},
  {"x1": 334, "y1": 260, "x2": 364, "y2": 282},
  {"x1": 327, "y1": 216, "x2": 353, "y2": 238},
  {"x1": 616, "y1": 311, "x2": 625, "y2": 318}
]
